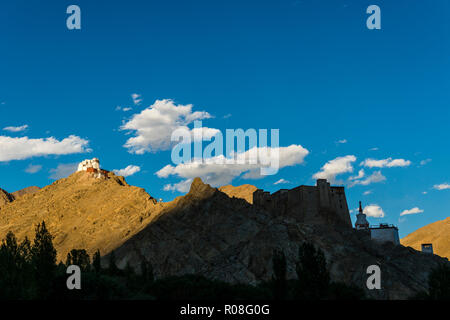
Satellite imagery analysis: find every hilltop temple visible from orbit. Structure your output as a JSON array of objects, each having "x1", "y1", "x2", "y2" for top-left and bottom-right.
[{"x1": 77, "y1": 158, "x2": 109, "y2": 178}]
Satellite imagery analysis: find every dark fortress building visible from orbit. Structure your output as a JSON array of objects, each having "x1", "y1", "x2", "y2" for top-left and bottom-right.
[{"x1": 253, "y1": 179, "x2": 352, "y2": 228}]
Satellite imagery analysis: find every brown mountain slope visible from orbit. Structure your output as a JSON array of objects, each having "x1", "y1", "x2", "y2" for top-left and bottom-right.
[
  {"x1": 0, "y1": 188, "x2": 14, "y2": 207},
  {"x1": 219, "y1": 184, "x2": 258, "y2": 204},
  {"x1": 110, "y1": 178, "x2": 448, "y2": 300},
  {"x1": 0, "y1": 171, "x2": 160, "y2": 260},
  {"x1": 12, "y1": 186, "x2": 41, "y2": 199},
  {"x1": 401, "y1": 217, "x2": 450, "y2": 259}
]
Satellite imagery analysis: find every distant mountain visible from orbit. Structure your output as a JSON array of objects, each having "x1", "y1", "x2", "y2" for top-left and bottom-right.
[
  {"x1": 0, "y1": 173, "x2": 448, "y2": 299},
  {"x1": 401, "y1": 217, "x2": 450, "y2": 259},
  {"x1": 218, "y1": 184, "x2": 258, "y2": 204},
  {"x1": 11, "y1": 186, "x2": 41, "y2": 199}
]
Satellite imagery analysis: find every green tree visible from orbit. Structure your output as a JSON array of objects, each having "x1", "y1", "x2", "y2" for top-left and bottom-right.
[
  {"x1": 295, "y1": 242, "x2": 330, "y2": 300},
  {"x1": 31, "y1": 221, "x2": 57, "y2": 299},
  {"x1": 272, "y1": 249, "x2": 287, "y2": 300}
]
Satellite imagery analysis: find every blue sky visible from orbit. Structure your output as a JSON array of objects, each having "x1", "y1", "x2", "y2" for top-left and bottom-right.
[{"x1": 1, "y1": 0, "x2": 449, "y2": 238}]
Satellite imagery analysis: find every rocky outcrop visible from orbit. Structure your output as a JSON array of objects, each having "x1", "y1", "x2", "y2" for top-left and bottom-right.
[{"x1": 401, "y1": 217, "x2": 450, "y2": 259}]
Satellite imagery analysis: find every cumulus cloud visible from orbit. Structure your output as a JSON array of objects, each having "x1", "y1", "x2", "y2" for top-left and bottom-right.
[
  {"x1": 116, "y1": 106, "x2": 132, "y2": 112},
  {"x1": 3, "y1": 125, "x2": 29, "y2": 132},
  {"x1": 400, "y1": 207, "x2": 424, "y2": 216},
  {"x1": 350, "y1": 171, "x2": 386, "y2": 187},
  {"x1": 0, "y1": 135, "x2": 90, "y2": 162},
  {"x1": 157, "y1": 145, "x2": 309, "y2": 192},
  {"x1": 312, "y1": 155, "x2": 356, "y2": 184},
  {"x1": 25, "y1": 164, "x2": 42, "y2": 174},
  {"x1": 360, "y1": 158, "x2": 411, "y2": 168},
  {"x1": 274, "y1": 178, "x2": 290, "y2": 185},
  {"x1": 121, "y1": 99, "x2": 215, "y2": 154},
  {"x1": 49, "y1": 163, "x2": 79, "y2": 179},
  {"x1": 337, "y1": 139, "x2": 347, "y2": 144},
  {"x1": 113, "y1": 165, "x2": 141, "y2": 177},
  {"x1": 419, "y1": 159, "x2": 432, "y2": 166},
  {"x1": 364, "y1": 204, "x2": 385, "y2": 218},
  {"x1": 433, "y1": 183, "x2": 450, "y2": 190}
]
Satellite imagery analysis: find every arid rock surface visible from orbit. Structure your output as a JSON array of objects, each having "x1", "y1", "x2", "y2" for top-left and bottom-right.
[
  {"x1": 401, "y1": 217, "x2": 450, "y2": 259},
  {"x1": 0, "y1": 175, "x2": 448, "y2": 299}
]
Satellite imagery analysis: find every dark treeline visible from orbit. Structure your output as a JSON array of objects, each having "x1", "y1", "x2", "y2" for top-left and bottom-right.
[{"x1": 0, "y1": 221, "x2": 448, "y2": 300}]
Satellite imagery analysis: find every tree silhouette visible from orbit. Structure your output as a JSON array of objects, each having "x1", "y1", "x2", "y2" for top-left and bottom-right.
[
  {"x1": 66, "y1": 249, "x2": 91, "y2": 271},
  {"x1": 31, "y1": 221, "x2": 57, "y2": 299},
  {"x1": 272, "y1": 249, "x2": 287, "y2": 300},
  {"x1": 93, "y1": 249, "x2": 102, "y2": 273},
  {"x1": 295, "y1": 242, "x2": 330, "y2": 300}
]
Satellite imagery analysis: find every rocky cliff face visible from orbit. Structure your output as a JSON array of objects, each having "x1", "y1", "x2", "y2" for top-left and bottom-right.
[
  {"x1": 0, "y1": 175, "x2": 447, "y2": 299},
  {"x1": 401, "y1": 217, "x2": 450, "y2": 259}
]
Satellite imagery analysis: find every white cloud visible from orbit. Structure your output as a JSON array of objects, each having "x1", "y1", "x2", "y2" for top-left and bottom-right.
[
  {"x1": 223, "y1": 113, "x2": 232, "y2": 119},
  {"x1": 163, "y1": 179, "x2": 193, "y2": 193},
  {"x1": 369, "y1": 147, "x2": 379, "y2": 151},
  {"x1": 337, "y1": 139, "x2": 347, "y2": 144},
  {"x1": 312, "y1": 155, "x2": 356, "y2": 184},
  {"x1": 433, "y1": 183, "x2": 450, "y2": 190},
  {"x1": 3, "y1": 125, "x2": 29, "y2": 132},
  {"x1": 0, "y1": 135, "x2": 90, "y2": 162},
  {"x1": 363, "y1": 190, "x2": 372, "y2": 195},
  {"x1": 113, "y1": 165, "x2": 141, "y2": 177},
  {"x1": 25, "y1": 164, "x2": 42, "y2": 174},
  {"x1": 364, "y1": 204, "x2": 385, "y2": 218},
  {"x1": 360, "y1": 158, "x2": 411, "y2": 168},
  {"x1": 49, "y1": 163, "x2": 79, "y2": 179},
  {"x1": 157, "y1": 145, "x2": 309, "y2": 191},
  {"x1": 420, "y1": 159, "x2": 432, "y2": 166},
  {"x1": 400, "y1": 207, "x2": 424, "y2": 216},
  {"x1": 121, "y1": 99, "x2": 214, "y2": 154},
  {"x1": 116, "y1": 106, "x2": 132, "y2": 112},
  {"x1": 422, "y1": 191, "x2": 427, "y2": 195},
  {"x1": 350, "y1": 171, "x2": 386, "y2": 187},
  {"x1": 349, "y1": 169, "x2": 365, "y2": 181},
  {"x1": 274, "y1": 178, "x2": 290, "y2": 185},
  {"x1": 131, "y1": 93, "x2": 142, "y2": 105}
]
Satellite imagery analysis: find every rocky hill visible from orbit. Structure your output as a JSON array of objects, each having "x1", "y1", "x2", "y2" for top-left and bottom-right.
[
  {"x1": 0, "y1": 174, "x2": 448, "y2": 299},
  {"x1": 401, "y1": 217, "x2": 450, "y2": 259},
  {"x1": 0, "y1": 171, "x2": 159, "y2": 261},
  {"x1": 109, "y1": 178, "x2": 448, "y2": 300}
]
